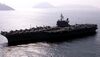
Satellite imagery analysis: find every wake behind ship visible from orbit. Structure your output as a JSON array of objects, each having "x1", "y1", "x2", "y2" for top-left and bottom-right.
[{"x1": 1, "y1": 14, "x2": 98, "y2": 46}]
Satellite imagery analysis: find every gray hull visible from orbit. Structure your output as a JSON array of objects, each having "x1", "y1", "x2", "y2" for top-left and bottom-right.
[{"x1": 1, "y1": 24, "x2": 98, "y2": 46}]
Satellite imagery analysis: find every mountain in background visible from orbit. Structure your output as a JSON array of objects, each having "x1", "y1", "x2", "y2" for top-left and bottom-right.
[
  {"x1": 33, "y1": 2, "x2": 99, "y2": 11},
  {"x1": 0, "y1": 3, "x2": 14, "y2": 10},
  {"x1": 33, "y1": 2, "x2": 55, "y2": 8}
]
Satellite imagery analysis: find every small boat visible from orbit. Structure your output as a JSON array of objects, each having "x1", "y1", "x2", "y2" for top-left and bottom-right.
[{"x1": 1, "y1": 14, "x2": 98, "y2": 45}]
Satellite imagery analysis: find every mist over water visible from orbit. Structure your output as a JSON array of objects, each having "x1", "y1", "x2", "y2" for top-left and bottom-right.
[{"x1": 0, "y1": 9, "x2": 100, "y2": 57}]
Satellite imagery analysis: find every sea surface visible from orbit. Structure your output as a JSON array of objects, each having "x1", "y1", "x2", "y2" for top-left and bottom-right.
[{"x1": 0, "y1": 9, "x2": 100, "y2": 57}]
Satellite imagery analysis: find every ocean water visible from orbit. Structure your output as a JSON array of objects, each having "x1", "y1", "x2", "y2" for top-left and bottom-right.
[{"x1": 0, "y1": 9, "x2": 100, "y2": 57}]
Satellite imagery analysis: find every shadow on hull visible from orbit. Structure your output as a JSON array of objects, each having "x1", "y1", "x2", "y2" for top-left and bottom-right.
[{"x1": 8, "y1": 31, "x2": 97, "y2": 46}]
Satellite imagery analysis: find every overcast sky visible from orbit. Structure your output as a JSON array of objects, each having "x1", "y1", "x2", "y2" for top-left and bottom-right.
[{"x1": 0, "y1": 0, "x2": 100, "y2": 9}]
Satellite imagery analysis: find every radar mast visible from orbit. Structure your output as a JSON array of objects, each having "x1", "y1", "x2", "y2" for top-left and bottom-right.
[{"x1": 60, "y1": 14, "x2": 64, "y2": 21}]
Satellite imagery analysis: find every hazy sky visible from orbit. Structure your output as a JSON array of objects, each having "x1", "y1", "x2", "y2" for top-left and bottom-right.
[{"x1": 0, "y1": 0, "x2": 100, "y2": 9}]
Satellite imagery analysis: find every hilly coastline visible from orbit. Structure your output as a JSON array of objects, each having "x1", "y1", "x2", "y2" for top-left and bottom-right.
[
  {"x1": 33, "y1": 2, "x2": 55, "y2": 8},
  {"x1": 33, "y1": 2, "x2": 99, "y2": 11},
  {"x1": 0, "y1": 3, "x2": 14, "y2": 10}
]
